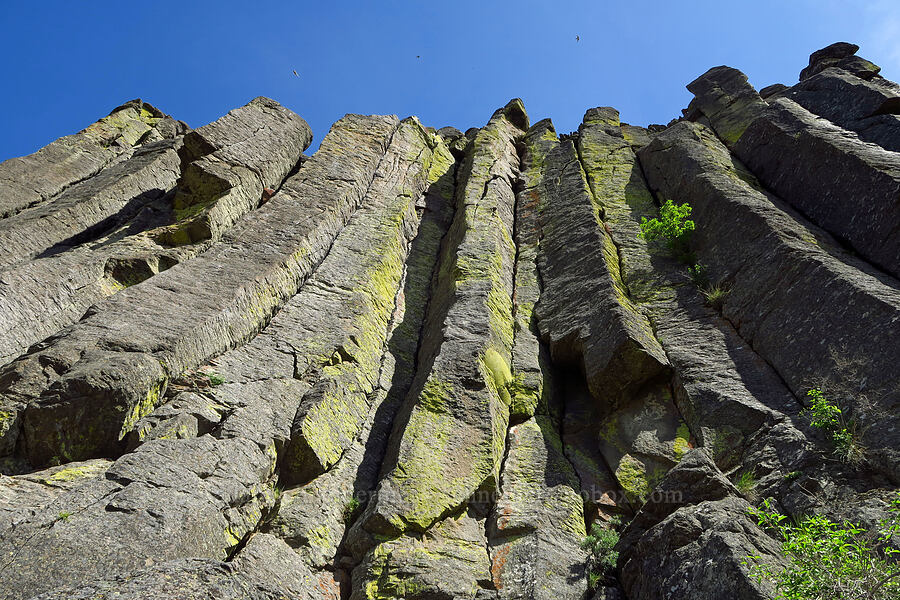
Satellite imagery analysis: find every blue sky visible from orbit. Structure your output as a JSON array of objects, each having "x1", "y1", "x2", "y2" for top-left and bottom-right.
[{"x1": 2, "y1": 1, "x2": 899, "y2": 159}]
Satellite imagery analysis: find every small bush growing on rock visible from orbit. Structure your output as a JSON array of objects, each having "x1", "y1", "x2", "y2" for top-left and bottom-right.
[
  {"x1": 342, "y1": 496, "x2": 361, "y2": 523},
  {"x1": 582, "y1": 519, "x2": 621, "y2": 588},
  {"x1": 639, "y1": 199, "x2": 695, "y2": 261},
  {"x1": 207, "y1": 372, "x2": 226, "y2": 387},
  {"x1": 803, "y1": 388, "x2": 863, "y2": 464},
  {"x1": 746, "y1": 494, "x2": 900, "y2": 599}
]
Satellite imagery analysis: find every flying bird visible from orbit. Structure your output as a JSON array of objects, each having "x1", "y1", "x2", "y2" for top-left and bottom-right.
[
  {"x1": 293, "y1": 70, "x2": 299, "y2": 77},
  {"x1": 576, "y1": 35, "x2": 580, "y2": 42},
  {"x1": 416, "y1": 55, "x2": 420, "y2": 59}
]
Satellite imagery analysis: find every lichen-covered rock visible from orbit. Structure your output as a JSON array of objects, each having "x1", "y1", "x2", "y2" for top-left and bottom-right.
[
  {"x1": 0, "y1": 99, "x2": 184, "y2": 220},
  {"x1": 534, "y1": 113, "x2": 667, "y2": 410},
  {"x1": 488, "y1": 417, "x2": 588, "y2": 600},
  {"x1": 2, "y1": 41, "x2": 900, "y2": 600},
  {"x1": 351, "y1": 510, "x2": 494, "y2": 600},
  {"x1": 355, "y1": 100, "x2": 527, "y2": 539},
  {"x1": 0, "y1": 113, "x2": 397, "y2": 468}
]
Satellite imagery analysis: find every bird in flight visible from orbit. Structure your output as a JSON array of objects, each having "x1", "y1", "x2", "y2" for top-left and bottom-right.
[
  {"x1": 576, "y1": 35, "x2": 580, "y2": 42},
  {"x1": 416, "y1": 55, "x2": 420, "y2": 59},
  {"x1": 293, "y1": 70, "x2": 299, "y2": 77}
]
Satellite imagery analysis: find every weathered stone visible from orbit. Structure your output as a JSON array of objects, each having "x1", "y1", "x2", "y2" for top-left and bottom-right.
[
  {"x1": 0, "y1": 434, "x2": 277, "y2": 599},
  {"x1": 0, "y1": 458, "x2": 110, "y2": 534},
  {"x1": 688, "y1": 67, "x2": 900, "y2": 278},
  {"x1": 0, "y1": 138, "x2": 182, "y2": 270},
  {"x1": 685, "y1": 67, "x2": 767, "y2": 145},
  {"x1": 799, "y1": 42, "x2": 880, "y2": 81},
  {"x1": 351, "y1": 510, "x2": 494, "y2": 600},
  {"x1": 274, "y1": 118, "x2": 447, "y2": 485},
  {"x1": 488, "y1": 417, "x2": 588, "y2": 600},
  {"x1": 163, "y1": 96, "x2": 311, "y2": 245},
  {"x1": 618, "y1": 450, "x2": 784, "y2": 600},
  {"x1": 354, "y1": 100, "x2": 526, "y2": 539},
  {"x1": 0, "y1": 100, "x2": 184, "y2": 220},
  {"x1": 758, "y1": 83, "x2": 788, "y2": 98},
  {"x1": 639, "y1": 120, "x2": 900, "y2": 480},
  {"x1": 0, "y1": 113, "x2": 398, "y2": 468},
  {"x1": 534, "y1": 114, "x2": 667, "y2": 410},
  {"x1": 28, "y1": 556, "x2": 302, "y2": 600},
  {"x1": 509, "y1": 120, "x2": 556, "y2": 421},
  {"x1": 782, "y1": 67, "x2": 900, "y2": 151}
]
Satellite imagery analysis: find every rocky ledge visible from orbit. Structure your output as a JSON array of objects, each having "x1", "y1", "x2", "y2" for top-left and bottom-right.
[{"x1": 0, "y1": 42, "x2": 898, "y2": 599}]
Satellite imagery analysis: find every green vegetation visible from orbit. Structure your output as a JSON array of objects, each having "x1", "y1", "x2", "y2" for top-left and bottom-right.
[
  {"x1": 639, "y1": 199, "x2": 695, "y2": 262},
  {"x1": 803, "y1": 388, "x2": 863, "y2": 464},
  {"x1": 745, "y1": 495, "x2": 900, "y2": 599},
  {"x1": 343, "y1": 496, "x2": 361, "y2": 523},
  {"x1": 57, "y1": 511, "x2": 71, "y2": 521},
  {"x1": 582, "y1": 519, "x2": 621, "y2": 589},
  {"x1": 734, "y1": 470, "x2": 758, "y2": 500},
  {"x1": 702, "y1": 284, "x2": 730, "y2": 310},
  {"x1": 207, "y1": 372, "x2": 226, "y2": 387},
  {"x1": 784, "y1": 471, "x2": 801, "y2": 482}
]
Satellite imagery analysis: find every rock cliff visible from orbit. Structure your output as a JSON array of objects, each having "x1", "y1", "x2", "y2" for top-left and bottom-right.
[{"x1": 1, "y1": 43, "x2": 898, "y2": 599}]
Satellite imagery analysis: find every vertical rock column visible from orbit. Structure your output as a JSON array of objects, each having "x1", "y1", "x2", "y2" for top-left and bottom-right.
[
  {"x1": 348, "y1": 100, "x2": 528, "y2": 599},
  {"x1": 638, "y1": 120, "x2": 900, "y2": 482},
  {"x1": 0, "y1": 114, "x2": 395, "y2": 467},
  {"x1": 0, "y1": 117, "x2": 449, "y2": 600}
]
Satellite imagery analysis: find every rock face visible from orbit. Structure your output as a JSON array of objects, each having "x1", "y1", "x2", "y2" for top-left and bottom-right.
[{"x1": 1, "y1": 43, "x2": 899, "y2": 600}]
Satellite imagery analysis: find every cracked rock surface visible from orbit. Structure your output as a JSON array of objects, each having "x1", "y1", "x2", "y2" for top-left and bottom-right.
[{"x1": 1, "y1": 42, "x2": 899, "y2": 600}]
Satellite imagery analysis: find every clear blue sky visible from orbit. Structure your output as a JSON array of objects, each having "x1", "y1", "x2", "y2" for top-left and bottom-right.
[{"x1": 2, "y1": 1, "x2": 899, "y2": 159}]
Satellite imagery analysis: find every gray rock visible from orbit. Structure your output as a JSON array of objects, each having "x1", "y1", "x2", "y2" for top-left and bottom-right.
[
  {"x1": 639, "y1": 120, "x2": 900, "y2": 481},
  {"x1": 618, "y1": 450, "x2": 784, "y2": 600},
  {"x1": 0, "y1": 113, "x2": 398, "y2": 468},
  {"x1": 688, "y1": 66, "x2": 900, "y2": 279},
  {"x1": 488, "y1": 417, "x2": 588, "y2": 600},
  {"x1": 799, "y1": 42, "x2": 880, "y2": 81},
  {"x1": 782, "y1": 67, "x2": 900, "y2": 151},
  {"x1": 0, "y1": 100, "x2": 183, "y2": 220},
  {"x1": 354, "y1": 100, "x2": 526, "y2": 540},
  {"x1": 163, "y1": 96, "x2": 311, "y2": 245},
  {"x1": 535, "y1": 112, "x2": 668, "y2": 410}
]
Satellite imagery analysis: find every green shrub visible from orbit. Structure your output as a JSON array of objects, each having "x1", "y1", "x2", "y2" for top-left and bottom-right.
[
  {"x1": 342, "y1": 496, "x2": 361, "y2": 523},
  {"x1": 582, "y1": 519, "x2": 621, "y2": 588},
  {"x1": 803, "y1": 388, "x2": 863, "y2": 464},
  {"x1": 745, "y1": 495, "x2": 900, "y2": 599},
  {"x1": 207, "y1": 372, "x2": 226, "y2": 387},
  {"x1": 640, "y1": 199, "x2": 695, "y2": 261}
]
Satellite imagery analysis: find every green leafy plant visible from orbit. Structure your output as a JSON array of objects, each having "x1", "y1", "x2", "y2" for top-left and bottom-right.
[
  {"x1": 640, "y1": 199, "x2": 695, "y2": 262},
  {"x1": 803, "y1": 388, "x2": 863, "y2": 464},
  {"x1": 734, "y1": 470, "x2": 758, "y2": 500},
  {"x1": 688, "y1": 262, "x2": 708, "y2": 287},
  {"x1": 745, "y1": 495, "x2": 900, "y2": 599},
  {"x1": 57, "y1": 511, "x2": 72, "y2": 521},
  {"x1": 342, "y1": 496, "x2": 361, "y2": 523},
  {"x1": 582, "y1": 519, "x2": 621, "y2": 588}
]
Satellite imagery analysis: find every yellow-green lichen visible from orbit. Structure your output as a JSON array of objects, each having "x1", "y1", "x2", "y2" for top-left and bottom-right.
[
  {"x1": 673, "y1": 423, "x2": 692, "y2": 460},
  {"x1": 615, "y1": 454, "x2": 650, "y2": 505},
  {"x1": 119, "y1": 379, "x2": 166, "y2": 439}
]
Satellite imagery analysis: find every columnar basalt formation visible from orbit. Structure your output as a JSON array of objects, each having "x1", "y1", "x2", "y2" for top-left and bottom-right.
[{"x1": 0, "y1": 42, "x2": 898, "y2": 600}]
